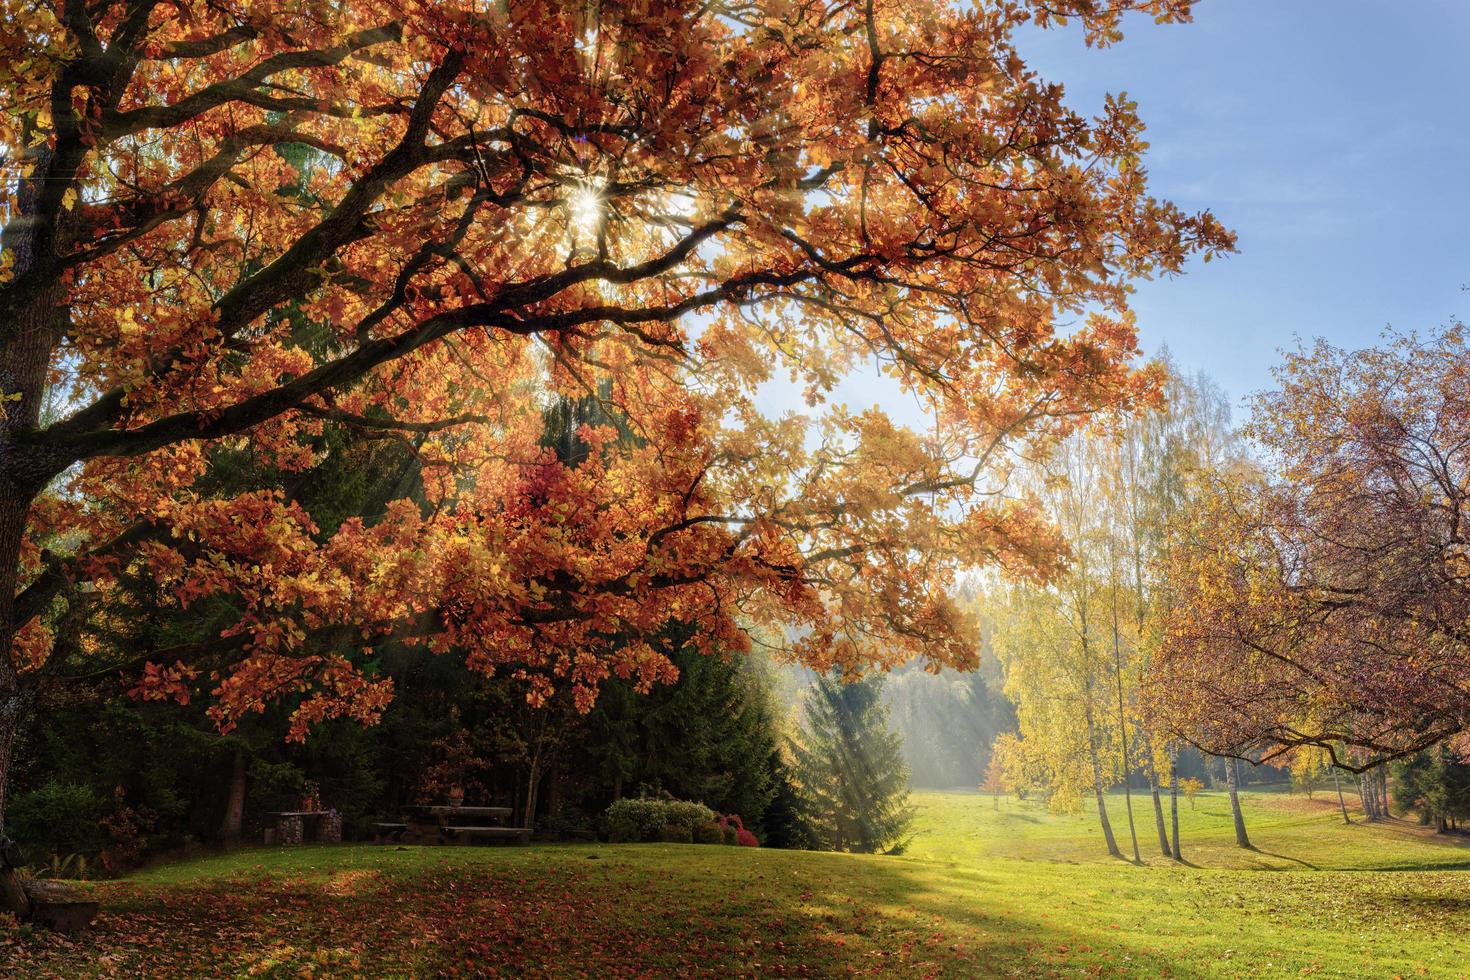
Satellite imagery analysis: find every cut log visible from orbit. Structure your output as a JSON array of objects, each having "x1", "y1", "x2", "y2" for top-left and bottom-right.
[{"x1": 22, "y1": 879, "x2": 100, "y2": 933}]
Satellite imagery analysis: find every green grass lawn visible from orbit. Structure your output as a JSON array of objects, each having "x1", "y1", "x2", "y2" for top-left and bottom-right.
[{"x1": 7, "y1": 788, "x2": 1470, "y2": 977}]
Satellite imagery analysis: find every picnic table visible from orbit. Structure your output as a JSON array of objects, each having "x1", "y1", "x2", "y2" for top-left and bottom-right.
[
  {"x1": 382, "y1": 804, "x2": 529, "y2": 845},
  {"x1": 268, "y1": 810, "x2": 342, "y2": 846}
]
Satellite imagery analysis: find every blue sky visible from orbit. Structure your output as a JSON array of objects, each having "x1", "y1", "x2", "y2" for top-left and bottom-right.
[{"x1": 1020, "y1": 0, "x2": 1470, "y2": 409}]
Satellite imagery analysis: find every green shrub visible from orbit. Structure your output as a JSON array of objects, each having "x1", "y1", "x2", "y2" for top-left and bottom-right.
[
  {"x1": 9, "y1": 781, "x2": 105, "y2": 860},
  {"x1": 692, "y1": 822, "x2": 724, "y2": 845},
  {"x1": 658, "y1": 824, "x2": 694, "y2": 844},
  {"x1": 604, "y1": 797, "x2": 716, "y2": 843},
  {"x1": 605, "y1": 798, "x2": 667, "y2": 842},
  {"x1": 664, "y1": 800, "x2": 716, "y2": 834},
  {"x1": 721, "y1": 825, "x2": 739, "y2": 845}
]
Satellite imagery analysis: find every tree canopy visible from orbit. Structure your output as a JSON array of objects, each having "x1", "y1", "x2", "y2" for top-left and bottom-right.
[
  {"x1": 0, "y1": 0, "x2": 1231, "y2": 829},
  {"x1": 1150, "y1": 330, "x2": 1470, "y2": 770}
]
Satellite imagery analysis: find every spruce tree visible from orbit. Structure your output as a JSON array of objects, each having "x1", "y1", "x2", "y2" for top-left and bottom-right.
[{"x1": 792, "y1": 671, "x2": 915, "y2": 854}]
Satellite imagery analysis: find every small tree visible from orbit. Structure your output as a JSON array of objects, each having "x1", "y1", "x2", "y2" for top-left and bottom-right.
[
  {"x1": 1290, "y1": 747, "x2": 1328, "y2": 799},
  {"x1": 1179, "y1": 777, "x2": 1204, "y2": 810},
  {"x1": 792, "y1": 672, "x2": 914, "y2": 854},
  {"x1": 981, "y1": 752, "x2": 1008, "y2": 809}
]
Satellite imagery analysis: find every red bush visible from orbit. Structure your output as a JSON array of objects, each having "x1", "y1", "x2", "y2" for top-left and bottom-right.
[{"x1": 717, "y1": 813, "x2": 760, "y2": 847}]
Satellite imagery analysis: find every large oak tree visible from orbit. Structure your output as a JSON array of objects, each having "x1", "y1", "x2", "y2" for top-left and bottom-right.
[{"x1": 0, "y1": 0, "x2": 1229, "y2": 864}]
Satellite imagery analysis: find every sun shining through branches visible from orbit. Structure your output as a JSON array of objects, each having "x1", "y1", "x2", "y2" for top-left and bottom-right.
[
  {"x1": 9, "y1": 3, "x2": 1470, "y2": 973},
  {"x1": 0, "y1": 0, "x2": 1229, "y2": 791},
  {"x1": 565, "y1": 182, "x2": 606, "y2": 239}
]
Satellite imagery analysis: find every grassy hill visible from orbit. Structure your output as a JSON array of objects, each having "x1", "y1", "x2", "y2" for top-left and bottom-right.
[{"x1": 7, "y1": 788, "x2": 1470, "y2": 977}]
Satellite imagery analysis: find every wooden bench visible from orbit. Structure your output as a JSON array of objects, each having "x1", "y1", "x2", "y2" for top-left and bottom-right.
[
  {"x1": 390, "y1": 803, "x2": 529, "y2": 846},
  {"x1": 438, "y1": 825, "x2": 531, "y2": 845},
  {"x1": 372, "y1": 822, "x2": 408, "y2": 843}
]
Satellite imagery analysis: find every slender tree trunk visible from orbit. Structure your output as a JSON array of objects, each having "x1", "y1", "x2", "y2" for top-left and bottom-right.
[
  {"x1": 1357, "y1": 774, "x2": 1371, "y2": 820},
  {"x1": 1110, "y1": 635, "x2": 1140, "y2": 863},
  {"x1": 524, "y1": 751, "x2": 542, "y2": 831},
  {"x1": 1332, "y1": 767, "x2": 1350, "y2": 824},
  {"x1": 1379, "y1": 769, "x2": 1391, "y2": 818},
  {"x1": 1146, "y1": 767, "x2": 1169, "y2": 858},
  {"x1": 1085, "y1": 711, "x2": 1122, "y2": 858},
  {"x1": 1225, "y1": 756, "x2": 1251, "y2": 848},
  {"x1": 1169, "y1": 760, "x2": 1182, "y2": 861},
  {"x1": 220, "y1": 748, "x2": 247, "y2": 844},
  {"x1": 1142, "y1": 736, "x2": 1170, "y2": 858}
]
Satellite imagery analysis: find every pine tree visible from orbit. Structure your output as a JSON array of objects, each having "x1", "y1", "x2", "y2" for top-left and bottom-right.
[{"x1": 792, "y1": 672, "x2": 915, "y2": 854}]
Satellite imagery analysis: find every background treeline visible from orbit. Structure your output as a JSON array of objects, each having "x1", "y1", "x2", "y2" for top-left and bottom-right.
[
  {"x1": 9, "y1": 626, "x2": 806, "y2": 864},
  {"x1": 9, "y1": 389, "x2": 927, "y2": 868},
  {"x1": 11, "y1": 630, "x2": 940, "y2": 866},
  {"x1": 9, "y1": 389, "x2": 802, "y2": 865}
]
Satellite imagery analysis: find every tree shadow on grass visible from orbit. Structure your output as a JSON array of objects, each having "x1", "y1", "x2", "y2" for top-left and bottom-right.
[
  {"x1": 27, "y1": 841, "x2": 1468, "y2": 978},
  {"x1": 11, "y1": 845, "x2": 1211, "y2": 978},
  {"x1": 1242, "y1": 846, "x2": 1320, "y2": 871},
  {"x1": 1337, "y1": 858, "x2": 1470, "y2": 873}
]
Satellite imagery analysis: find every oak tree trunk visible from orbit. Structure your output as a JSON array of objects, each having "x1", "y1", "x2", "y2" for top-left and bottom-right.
[
  {"x1": 0, "y1": 637, "x2": 25, "y2": 918},
  {"x1": 1, "y1": 153, "x2": 69, "y2": 843},
  {"x1": 0, "y1": 256, "x2": 64, "y2": 921}
]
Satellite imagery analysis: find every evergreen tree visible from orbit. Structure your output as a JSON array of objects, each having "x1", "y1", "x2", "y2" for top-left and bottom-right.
[
  {"x1": 792, "y1": 672, "x2": 914, "y2": 854},
  {"x1": 1393, "y1": 749, "x2": 1470, "y2": 833},
  {"x1": 580, "y1": 624, "x2": 798, "y2": 842}
]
